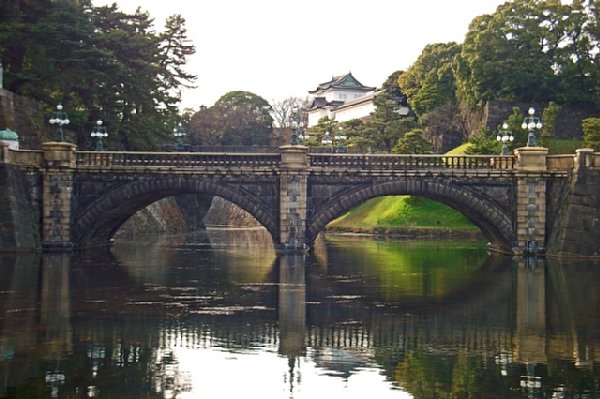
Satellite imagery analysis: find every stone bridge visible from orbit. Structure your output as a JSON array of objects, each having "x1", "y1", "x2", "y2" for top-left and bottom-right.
[{"x1": 1, "y1": 142, "x2": 600, "y2": 256}]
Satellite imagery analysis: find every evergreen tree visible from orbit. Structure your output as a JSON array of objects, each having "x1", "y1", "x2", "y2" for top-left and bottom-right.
[
  {"x1": 456, "y1": 0, "x2": 599, "y2": 107},
  {"x1": 392, "y1": 129, "x2": 433, "y2": 154},
  {"x1": 0, "y1": 1, "x2": 196, "y2": 150},
  {"x1": 541, "y1": 101, "x2": 560, "y2": 142},
  {"x1": 398, "y1": 42, "x2": 460, "y2": 117},
  {"x1": 582, "y1": 117, "x2": 600, "y2": 150}
]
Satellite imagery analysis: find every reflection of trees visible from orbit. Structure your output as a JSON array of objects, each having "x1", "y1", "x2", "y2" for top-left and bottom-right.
[
  {"x1": 395, "y1": 350, "x2": 518, "y2": 399},
  {"x1": 313, "y1": 238, "x2": 491, "y2": 303},
  {"x1": 395, "y1": 351, "x2": 453, "y2": 399},
  {"x1": 5, "y1": 241, "x2": 600, "y2": 398}
]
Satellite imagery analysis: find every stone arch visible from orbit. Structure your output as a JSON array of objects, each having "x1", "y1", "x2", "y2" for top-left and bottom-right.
[
  {"x1": 306, "y1": 179, "x2": 514, "y2": 251},
  {"x1": 73, "y1": 176, "x2": 278, "y2": 247}
]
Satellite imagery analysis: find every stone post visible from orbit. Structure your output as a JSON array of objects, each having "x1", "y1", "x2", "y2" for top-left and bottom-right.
[
  {"x1": 279, "y1": 145, "x2": 309, "y2": 250},
  {"x1": 514, "y1": 147, "x2": 548, "y2": 255},
  {"x1": 575, "y1": 148, "x2": 594, "y2": 170},
  {"x1": 42, "y1": 142, "x2": 77, "y2": 250}
]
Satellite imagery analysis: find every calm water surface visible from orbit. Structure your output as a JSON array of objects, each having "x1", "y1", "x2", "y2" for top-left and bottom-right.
[{"x1": 1, "y1": 229, "x2": 599, "y2": 398}]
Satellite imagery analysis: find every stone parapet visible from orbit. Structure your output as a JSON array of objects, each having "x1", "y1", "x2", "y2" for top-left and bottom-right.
[
  {"x1": 279, "y1": 145, "x2": 309, "y2": 169},
  {"x1": 515, "y1": 147, "x2": 549, "y2": 172},
  {"x1": 42, "y1": 142, "x2": 77, "y2": 168},
  {"x1": 575, "y1": 148, "x2": 595, "y2": 170}
]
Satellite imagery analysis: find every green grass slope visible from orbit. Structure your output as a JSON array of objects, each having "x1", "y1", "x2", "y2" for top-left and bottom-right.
[{"x1": 328, "y1": 195, "x2": 479, "y2": 231}]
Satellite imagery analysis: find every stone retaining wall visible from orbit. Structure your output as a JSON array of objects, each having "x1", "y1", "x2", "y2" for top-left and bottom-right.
[
  {"x1": 546, "y1": 168, "x2": 600, "y2": 257},
  {"x1": 0, "y1": 164, "x2": 41, "y2": 250},
  {"x1": 0, "y1": 88, "x2": 47, "y2": 149}
]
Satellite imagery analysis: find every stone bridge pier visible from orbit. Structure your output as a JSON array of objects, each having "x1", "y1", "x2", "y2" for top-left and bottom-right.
[
  {"x1": 41, "y1": 142, "x2": 77, "y2": 250},
  {"x1": 278, "y1": 146, "x2": 310, "y2": 250},
  {"x1": 514, "y1": 147, "x2": 549, "y2": 255}
]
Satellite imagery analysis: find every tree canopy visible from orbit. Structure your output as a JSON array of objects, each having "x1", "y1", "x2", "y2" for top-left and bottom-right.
[
  {"x1": 456, "y1": 0, "x2": 600, "y2": 107},
  {"x1": 188, "y1": 91, "x2": 274, "y2": 146},
  {"x1": 0, "y1": 0, "x2": 196, "y2": 150},
  {"x1": 398, "y1": 42, "x2": 460, "y2": 118},
  {"x1": 391, "y1": 0, "x2": 600, "y2": 154}
]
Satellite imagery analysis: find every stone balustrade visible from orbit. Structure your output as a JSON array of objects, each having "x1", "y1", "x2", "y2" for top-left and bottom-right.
[
  {"x1": 546, "y1": 154, "x2": 575, "y2": 171},
  {"x1": 309, "y1": 153, "x2": 516, "y2": 170},
  {"x1": 12, "y1": 147, "x2": 594, "y2": 173},
  {"x1": 0, "y1": 147, "x2": 43, "y2": 166},
  {"x1": 76, "y1": 151, "x2": 281, "y2": 169}
]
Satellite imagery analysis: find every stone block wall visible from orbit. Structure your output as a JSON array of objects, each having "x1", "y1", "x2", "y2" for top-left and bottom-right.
[
  {"x1": 0, "y1": 164, "x2": 42, "y2": 251},
  {"x1": 546, "y1": 168, "x2": 600, "y2": 257},
  {"x1": 0, "y1": 88, "x2": 47, "y2": 149},
  {"x1": 483, "y1": 100, "x2": 598, "y2": 139}
]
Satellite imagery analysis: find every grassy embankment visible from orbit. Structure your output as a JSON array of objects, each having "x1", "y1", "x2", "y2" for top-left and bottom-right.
[{"x1": 326, "y1": 139, "x2": 584, "y2": 238}]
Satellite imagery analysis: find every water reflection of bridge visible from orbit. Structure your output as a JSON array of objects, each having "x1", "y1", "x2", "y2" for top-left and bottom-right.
[
  {"x1": 1, "y1": 251, "x2": 600, "y2": 397},
  {"x1": 1, "y1": 253, "x2": 595, "y2": 361}
]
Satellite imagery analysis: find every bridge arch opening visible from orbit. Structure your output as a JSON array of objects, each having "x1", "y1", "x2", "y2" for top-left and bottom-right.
[
  {"x1": 307, "y1": 179, "x2": 514, "y2": 252},
  {"x1": 73, "y1": 177, "x2": 278, "y2": 247}
]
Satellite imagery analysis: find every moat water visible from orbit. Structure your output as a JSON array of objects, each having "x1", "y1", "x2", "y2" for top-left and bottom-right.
[{"x1": 1, "y1": 228, "x2": 599, "y2": 398}]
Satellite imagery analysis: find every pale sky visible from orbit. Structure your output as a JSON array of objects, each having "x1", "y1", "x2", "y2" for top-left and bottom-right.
[{"x1": 93, "y1": 1, "x2": 507, "y2": 110}]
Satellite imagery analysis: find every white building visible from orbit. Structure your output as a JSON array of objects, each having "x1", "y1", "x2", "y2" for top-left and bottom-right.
[{"x1": 306, "y1": 72, "x2": 376, "y2": 127}]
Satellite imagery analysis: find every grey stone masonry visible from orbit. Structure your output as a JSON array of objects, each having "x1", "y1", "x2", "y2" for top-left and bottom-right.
[
  {"x1": 279, "y1": 146, "x2": 309, "y2": 250},
  {"x1": 513, "y1": 147, "x2": 549, "y2": 255},
  {"x1": 41, "y1": 142, "x2": 76, "y2": 249},
  {"x1": 0, "y1": 163, "x2": 41, "y2": 250},
  {"x1": 546, "y1": 152, "x2": 600, "y2": 257},
  {"x1": 4, "y1": 140, "x2": 600, "y2": 257}
]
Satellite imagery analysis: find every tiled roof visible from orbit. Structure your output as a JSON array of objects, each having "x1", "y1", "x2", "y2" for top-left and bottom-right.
[{"x1": 309, "y1": 72, "x2": 376, "y2": 94}]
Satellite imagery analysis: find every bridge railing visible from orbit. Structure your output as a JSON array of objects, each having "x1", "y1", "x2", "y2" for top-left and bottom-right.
[
  {"x1": 546, "y1": 154, "x2": 575, "y2": 171},
  {"x1": 2, "y1": 148, "x2": 44, "y2": 166},
  {"x1": 76, "y1": 151, "x2": 281, "y2": 169},
  {"x1": 594, "y1": 152, "x2": 600, "y2": 168},
  {"x1": 309, "y1": 153, "x2": 516, "y2": 170}
]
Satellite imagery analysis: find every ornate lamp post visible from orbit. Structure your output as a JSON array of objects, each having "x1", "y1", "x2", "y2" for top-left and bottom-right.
[
  {"x1": 291, "y1": 120, "x2": 304, "y2": 145},
  {"x1": 297, "y1": 127, "x2": 309, "y2": 142},
  {"x1": 521, "y1": 107, "x2": 542, "y2": 147},
  {"x1": 321, "y1": 130, "x2": 332, "y2": 151},
  {"x1": 336, "y1": 126, "x2": 347, "y2": 153},
  {"x1": 90, "y1": 120, "x2": 108, "y2": 151},
  {"x1": 49, "y1": 104, "x2": 70, "y2": 142},
  {"x1": 496, "y1": 122, "x2": 514, "y2": 155},
  {"x1": 290, "y1": 107, "x2": 302, "y2": 145},
  {"x1": 321, "y1": 128, "x2": 347, "y2": 153},
  {"x1": 173, "y1": 122, "x2": 186, "y2": 151}
]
